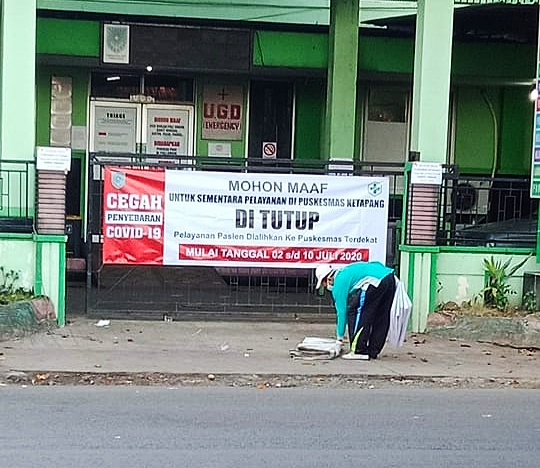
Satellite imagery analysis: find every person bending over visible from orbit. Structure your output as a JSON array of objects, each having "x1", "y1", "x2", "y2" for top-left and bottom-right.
[{"x1": 315, "y1": 261, "x2": 395, "y2": 360}]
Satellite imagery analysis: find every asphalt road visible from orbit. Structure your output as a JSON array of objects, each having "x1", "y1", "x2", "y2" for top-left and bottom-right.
[{"x1": 1, "y1": 387, "x2": 539, "y2": 467}]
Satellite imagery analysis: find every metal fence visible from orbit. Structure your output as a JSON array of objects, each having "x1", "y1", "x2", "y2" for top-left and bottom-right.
[
  {"x1": 85, "y1": 154, "x2": 406, "y2": 319},
  {"x1": 0, "y1": 160, "x2": 35, "y2": 233},
  {"x1": 405, "y1": 164, "x2": 537, "y2": 249},
  {"x1": 1, "y1": 156, "x2": 535, "y2": 318}
]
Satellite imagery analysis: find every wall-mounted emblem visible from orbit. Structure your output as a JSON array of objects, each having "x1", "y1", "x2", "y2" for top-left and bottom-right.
[{"x1": 103, "y1": 24, "x2": 130, "y2": 64}]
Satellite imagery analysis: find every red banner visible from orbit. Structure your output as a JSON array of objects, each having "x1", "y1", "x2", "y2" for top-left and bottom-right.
[{"x1": 102, "y1": 167, "x2": 165, "y2": 264}]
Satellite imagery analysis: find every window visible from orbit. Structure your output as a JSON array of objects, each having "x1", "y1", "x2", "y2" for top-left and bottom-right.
[
  {"x1": 91, "y1": 72, "x2": 194, "y2": 102},
  {"x1": 91, "y1": 73, "x2": 140, "y2": 99},
  {"x1": 367, "y1": 88, "x2": 407, "y2": 123},
  {"x1": 144, "y1": 75, "x2": 194, "y2": 102}
]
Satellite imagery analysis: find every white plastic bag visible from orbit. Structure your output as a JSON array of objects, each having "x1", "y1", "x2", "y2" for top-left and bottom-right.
[{"x1": 388, "y1": 278, "x2": 412, "y2": 347}]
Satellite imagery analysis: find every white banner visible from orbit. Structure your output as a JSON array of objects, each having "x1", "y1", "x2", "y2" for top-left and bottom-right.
[{"x1": 162, "y1": 171, "x2": 389, "y2": 267}]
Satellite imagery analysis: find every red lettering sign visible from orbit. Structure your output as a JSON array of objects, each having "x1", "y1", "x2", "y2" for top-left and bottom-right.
[{"x1": 102, "y1": 167, "x2": 166, "y2": 264}]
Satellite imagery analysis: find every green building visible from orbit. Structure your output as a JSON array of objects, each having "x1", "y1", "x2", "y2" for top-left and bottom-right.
[{"x1": 1, "y1": 0, "x2": 539, "y2": 329}]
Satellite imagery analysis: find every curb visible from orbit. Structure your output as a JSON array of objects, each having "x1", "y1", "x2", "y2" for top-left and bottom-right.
[
  {"x1": 2, "y1": 371, "x2": 539, "y2": 389},
  {"x1": 427, "y1": 315, "x2": 540, "y2": 349},
  {"x1": 0, "y1": 298, "x2": 57, "y2": 341}
]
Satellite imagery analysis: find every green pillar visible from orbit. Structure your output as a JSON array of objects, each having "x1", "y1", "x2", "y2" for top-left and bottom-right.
[
  {"x1": 410, "y1": 0, "x2": 454, "y2": 163},
  {"x1": 324, "y1": 0, "x2": 359, "y2": 160},
  {"x1": 0, "y1": 0, "x2": 36, "y2": 161},
  {"x1": 404, "y1": 0, "x2": 454, "y2": 329}
]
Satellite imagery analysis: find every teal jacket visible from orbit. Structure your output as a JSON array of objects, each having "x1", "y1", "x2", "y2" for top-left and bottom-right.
[{"x1": 330, "y1": 261, "x2": 394, "y2": 338}]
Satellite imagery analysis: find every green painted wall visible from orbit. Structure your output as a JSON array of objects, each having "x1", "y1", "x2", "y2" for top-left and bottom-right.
[
  {"x1": 436, "y1": 251, "x2": 536, "y2": 309},
  {"x1": 294, "y1": 79, "x2": 325, "y2": 160},
  {"x1": 452, "y1": 43, "x2": 535, "y2": 82},
  {"x1": 1, "y1": 0, "x2": 37, "y2": 162},
  {"x1": 253, "y1": 31, "x2": 327, "y2": 69},
  {"x1": 35, "y1": 68, "x2": 52, "y2": 148},
  {"x1": 35, "y1": 17, "x2": 535, "y2": 82},
  {"x1": 37, "y1": 237, "x2": 66, "y2": 326},
  {"x1": 400, "y1": 245, "x2": 536, "y2": 331},
  {"x1": 359, "y1": 36, "x2": 413, "y2": 74},
  {"x1": 454, "y1": 87, "x2": 500, "y2": 174},
  {"x1": 253, "y1": 32, "x2": 414, "y2": 73},
  {"x1": 499, "y1": 87, "x2": 533, "y2": 175},
  {"x1": 0, "y1": 234, "x2": 66, "y2": 326},
  {"x1": 253, "y1": 31, "x2": 534, "y2": 80},
  {"x1": 253, "y1": 31, "x2": 533, "y2": 173},
  {"x1": 33, "y1": 17, "x2": 536, "y2": 174},
  {"x1": 36, "y1": 18, "x2": 99, "y2": 56},
  {"x1": 454, "y1": 86, "x2": 533, "y2": 175},
  {"x1": 0, "y1": 236, "x2": 34, "y2": 290}
]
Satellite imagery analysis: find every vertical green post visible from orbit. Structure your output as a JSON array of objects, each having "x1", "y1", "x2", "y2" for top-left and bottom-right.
[
  {"x1": 403, "y1": 1, "x2": 454, "y2": 330},
  {"x1": 429, "y1": 252, "x2": 438, "y2": 313},
  {"x1": 324, "y1": 0, "x2": 359, "y2": 160},
  {"x1": 57, "y1": 241, "x2": 66, "y2": 327},
  {"x1": 410, "y1": 0, "x2": 454, "y2": 164},
  {"x1": 34, "y1": 236, "x2": 67, "y2": 327},
  {"x1": 0, "y1": 0, "x2": 37, "y2": 161},
  {"x1": 35, "y1": 241, "x2": 43, "y2": 296}
]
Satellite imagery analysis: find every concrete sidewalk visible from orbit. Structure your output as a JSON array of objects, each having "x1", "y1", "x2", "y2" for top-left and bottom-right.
[{"x1": 0, "y1": 317, "x2": 538, "y2": 387}]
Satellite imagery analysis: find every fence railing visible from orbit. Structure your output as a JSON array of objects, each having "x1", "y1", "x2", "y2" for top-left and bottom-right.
[
  {"x1": 0, "y1": 160, "x2": 35, "y2": 233},
  {"x1": 405, "y1": 164, "x2": 537, "y2": 249},
  {"x1": 84, "y1": 154, "x2": 406, "y2": 318},
  {"x1": 88, "y1": 154, "x2": 407, "y2": 245},
  {"x1": 1, "y1": 154, "x2": 534, "y2": 249},
  {"x1": 55, "y1": 153, "x2": 540, "y2": 319}
]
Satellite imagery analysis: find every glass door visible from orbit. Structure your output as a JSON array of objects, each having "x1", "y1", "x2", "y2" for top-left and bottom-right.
[
  {"x1": 89, "y1": 101, "x2": 142, "y2": 156},
  {"x1": 248, "y1": 81, "x2": 293, "y2": 161},
  {"x1": 142, "y1": 104, "x2": 194, "y2": 165}
]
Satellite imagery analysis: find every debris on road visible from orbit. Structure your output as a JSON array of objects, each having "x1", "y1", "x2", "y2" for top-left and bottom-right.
[{"x1": 1, "y1": 371, "x2": 539, "y2": 389}]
